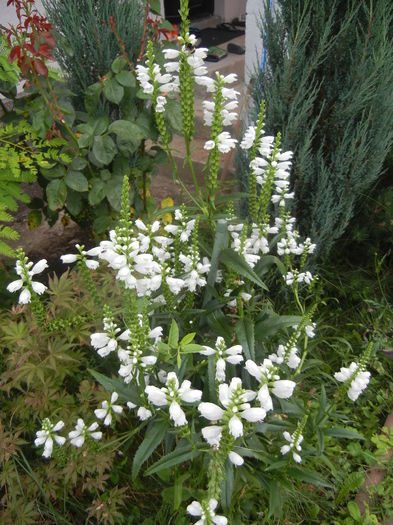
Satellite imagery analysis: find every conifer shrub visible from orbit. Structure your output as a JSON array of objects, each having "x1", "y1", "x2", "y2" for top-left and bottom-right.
[{"x1": 239, "y1": 0, "x2": 393, "y2": 260}]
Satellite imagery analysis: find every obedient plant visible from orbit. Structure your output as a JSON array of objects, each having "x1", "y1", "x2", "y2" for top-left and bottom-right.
[{"x1": 5, "y1": 1, "x2": 374, "y2": 521}]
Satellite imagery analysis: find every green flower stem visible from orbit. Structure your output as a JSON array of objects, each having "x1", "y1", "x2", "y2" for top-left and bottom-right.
[
  {"x1": 77, "y1": 261, "x2": 100, "y2": 305},
  {"x1": 206, "y1": 428, "x2": 234, "y2": 500},
  {"x1": 29, "y1": 288, "x2": 46, "y2": 327}
]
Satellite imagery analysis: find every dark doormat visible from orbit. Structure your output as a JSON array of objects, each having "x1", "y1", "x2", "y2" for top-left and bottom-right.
[{"x1": 198, "y1": 27, "x2": 244, "y2": 48}]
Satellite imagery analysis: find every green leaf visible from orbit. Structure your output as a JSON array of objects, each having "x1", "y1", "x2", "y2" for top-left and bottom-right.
[
  {"x1": 65, "y1": 170, "x2": 88, "y2": 192},
  {"x1": 287, "y1": 467, "x2": 332, "y2": 488},
  {"x1": 168, "y1": 320, "x2": 179, "y2": 348},
  {"x1": 220, "y1": 461, "x2": 234, "y2": 512},
  {"x1": 235, "y1": 317, "x2": 255, "y2": 360},
  {"x1": 103, "y1": 78, "x2": 124, "y2": 104},
  {"x1": 255, "y1": 313, "x2": 302, "y2": 339},
  {"x1": 324, "y1": 427, "x2": 364, "y2": 440},
  {"x1": 145, "y1": 443, "x2": 201, "y2": 476},
  {"x1": 180, "y1": 333, "x2": 196, "y2": 346},
  {"x1": 181, "y1": 344, "x2": 205, "y2": 354},
  {"x1": 89, "y1": 178, "x2": 106, "y2": 206},
  {"x1": 93, "y1": 214, "x2": 110, "y2": 233},
  {"x1": 149, "y1": 0, "x2": 161, "y2": 14},
  {"x1": 46, "y1": 179, "x2": 67, "y2": 210},
  {"x1": 111, "y1": 56, "x2": 127, "y2": 74},
  {"x1": 71, "y1": 157, "x2": 88, "y2": 171},
  {"x1": 92, "y1": 135, "x2": 117, "y2": 165},
  {"x1": 268, "y1": 480, "x2": 284, "y2": 519},
  {"x1": 254, "y1": 255, "x2": 286, "y2": 276},
  {"x1": 105, "y1": 177, "x2": 123, "y2": 210},
  {"x1": 109, "y1": 120, "x2": 144, "y2": 144},
  {"x1": 85, "y1": 82, "x2": 103, "y2": 114},
  {"x1": 116, "y1": 70, "x2": 136, "y2": 87},
  {"x1": 219, "y1": 248, "x2": 268, "y2": 290},
  {"x1": 89, "y1": 369, "x2": 140, "y2": 405},
  {"x1": 66, "y1": 189, "x2": 83, "y2": 216},
  {"x1": 347, "y1": 501, "x2": 362, "y2": 521},
  {"x1": 203, "y1": 219, "x2": 228, "y2": 308},
  {"x1": 132, "y1": 419, "x2": 168, "y2": 480},
  {"x1": 165, "y1": 98, "x2": 182, "y2": 132}
]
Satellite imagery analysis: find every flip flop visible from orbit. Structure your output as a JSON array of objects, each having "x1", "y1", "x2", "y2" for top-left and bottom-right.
[{"x1": 227, "y1": 43, "x2": 245, "y2": 55}]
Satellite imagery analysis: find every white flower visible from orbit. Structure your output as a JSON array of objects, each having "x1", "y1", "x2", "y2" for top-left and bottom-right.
[
  {"x1": 335, "y1": 362, "x2": 371, "y2": 401},
  {"x1": 201, "y1": 425, "x2": 223, "y2": 447},
  {"x1": 200, "y1": 336, "x2": 243, "y2": 383},
  {"x1": 145, "y1": 372, "x2": 202, "y2": 427},
  {"x1": 68, "y1": 419, "x2": 102, "y2": 447},
  {"x1": 245, "y1": 359, "x2": 296, "y2": 410},
  {"x1": 7, "y1": 254, "x2": 48, "y2": 304},
  {"x1": 30, "y1": 259, "x2": 48, "y2": 275},
  {"x1": 281, "y1": 430, "x2": 304, "y2": 463},
  {"x1": 187, "y1": 498, "x2": 227, "y2": 525},
  {"x1": 199, "y1": 377, "x2": 263, "y2": 440},
  {"x1": 94, "y1": 392, "x2": 123, "y2": 426},
  {"x1": 228, "y1": 451, "x2": 244, "y2": 466},
  {"x1": 34, "y1": 418, "x2": 66, "y2": 458},
  {"x1": 217, "y1": 131, "x2": 237, "y2": 153},
  {"x1": 60, "y1": 254, "x2": 77, "y2": 263},
  {"x1": 240, "y1": 125, "x2": 256, "y2": 150},
  {"x1": 19, "y1": 288, "x2": 31, "y2": 304}
]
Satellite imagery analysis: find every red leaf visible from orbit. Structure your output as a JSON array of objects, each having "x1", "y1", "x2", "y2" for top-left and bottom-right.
[
  {"x1": 8, "y1": 45, "x2": 21, "y2": 63},
  {"x1": 37, "y1": 43, "x2": 54, "y2": 60},
  {"x1": 41, "y1": 32, "x2": 56, "y2": 48},
  {"x1": 33, "y1": 58, "x2": 48, "y2": 77}
]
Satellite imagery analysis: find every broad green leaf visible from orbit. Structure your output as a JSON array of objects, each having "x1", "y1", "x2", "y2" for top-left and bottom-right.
[
  {"x1": 108, "y1": 119, "x2": 144, "y2": 143},
  {"x1": 66, "y1": 189, "x2": 83, "y2": 216},
  {"x1": 89, "y1": 369, "x2": 139, "y2": 405},
  {"x1": 111, "y1": 55, "x2": 127, "y2": 74},
  {"x1": 255, "y1": 313, "x2": 302, "y2": 339},
  {"x1": 287, "y1": 467, "x2": 332, "y2": 488},
  {"x1": 93, "y1": 214, "x2": 110, "y2": 233},
  {"x1": 116, "y1": 70, "x2": 136, "y2": 87},
  {"x1": 235, "y1": 317, "x2": 255, "y2": 360},
  {"x1": 90, "y1": 115, "x2": 110, "y2": 136},
  {"x1": 85, "y1": 82, "x2": 103, "y2": 114},
  {"x1": 347, "y1": 501, "x2": 362, "y2": 521},
  {"x1": 165, "y1": 98, "x2": 182, "y2": 132},
  {"x1": 149, "y1": 0, "x2": 161, "y2": 14},
  {"x1": 219, "y1": 248, "x2": 268, "y2": 290},
  {"x1": 105, "y1": 177, "x2": 123, "y2": 211},
  {"x1": 268, "y1": 479, "x2": 284, "y2": 519},
  {"x1": 71, "y1": 157, "x2": 88, "y2": 171},
  {"x1": 46, "y1": 179, "x2": 67, "y2": 210},
  {"x1": 132, "y1": 419, "x2": 168, "y2": 479},
  {"x1": 89, "y1": 178, "x2": 106, "y2": 206},
  {"x1": 103, "y1": 78, "x2": 124, "y2": 104},
  {"x1": 92, "y1": 135, "x2": 117, "y2": 165},
  {"x1": 324, "y1": 427, "x2": 364, "y2": 440},
  {"x1": 168, "y1": 320, "x2": 179, "y2": 348},
  {"x1": 65, "y1": 170, "x2": 88, "y2": 192},
  {"x1": 145, "y1": 443, "x2": 202, "y2": 476}
]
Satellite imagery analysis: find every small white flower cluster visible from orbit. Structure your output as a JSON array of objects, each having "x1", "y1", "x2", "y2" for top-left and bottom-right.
[
  {"x1": 280, "y1": 430, "x2": 304, "y2": 463},
  {"x1": 70, "y1": 209, "x2": 210, "y2": 299},
  {"x1": 245, "y1": 359, "x2": 296, "y2": 412},
  {"x1": 7, "y1": 256, "x2": 48, "y2": 304},
  {"x1": 284, "y1": 270, "x2": 313, "y2": 286},
  {"x1": 145, "y1": 371, "x2": 202, "y2": 427},
  {"x1": 334, "y1": 362, "x2": 371, "y2": 401},
  {"x1": 187, "y1": 498, "x2": 227, "y2": 525},
  {"x1": 200, "y1": 73, "x2": 239, "y2": 154},
  {"x1": 269, "y1": 343, "x2": 301, "y2": 369},
  {"x1": 199, "y1": 336, "x2": 243, "y2": 382},
  {"x1": 227, "y1": 222, "x2": 278, "y2": 267},
  {"x1": 35, "y1": 392, "x2": 126, "y2": 457},
  {"x1": 199, "y1": 377, "x2": 266, "y2": 465},
  {"x1": 61, "y1": 243, "x2": 101, "y2": 269}
]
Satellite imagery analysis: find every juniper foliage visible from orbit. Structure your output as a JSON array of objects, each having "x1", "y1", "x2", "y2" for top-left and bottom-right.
[
  {"x1": 240, "y1": 0, "x2": 393, "y2": 260},
  {"x1": 42, "y1": 0, "x2": 145, "y2": 102}
]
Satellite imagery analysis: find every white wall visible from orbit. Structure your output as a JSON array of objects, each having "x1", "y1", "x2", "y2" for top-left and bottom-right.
[
  {"x1": 0, "y1": 0, "x2": 45, "y2": 28},
  {"x1": 214, "y1": 0, "x2": 246, "y2": 23}
]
